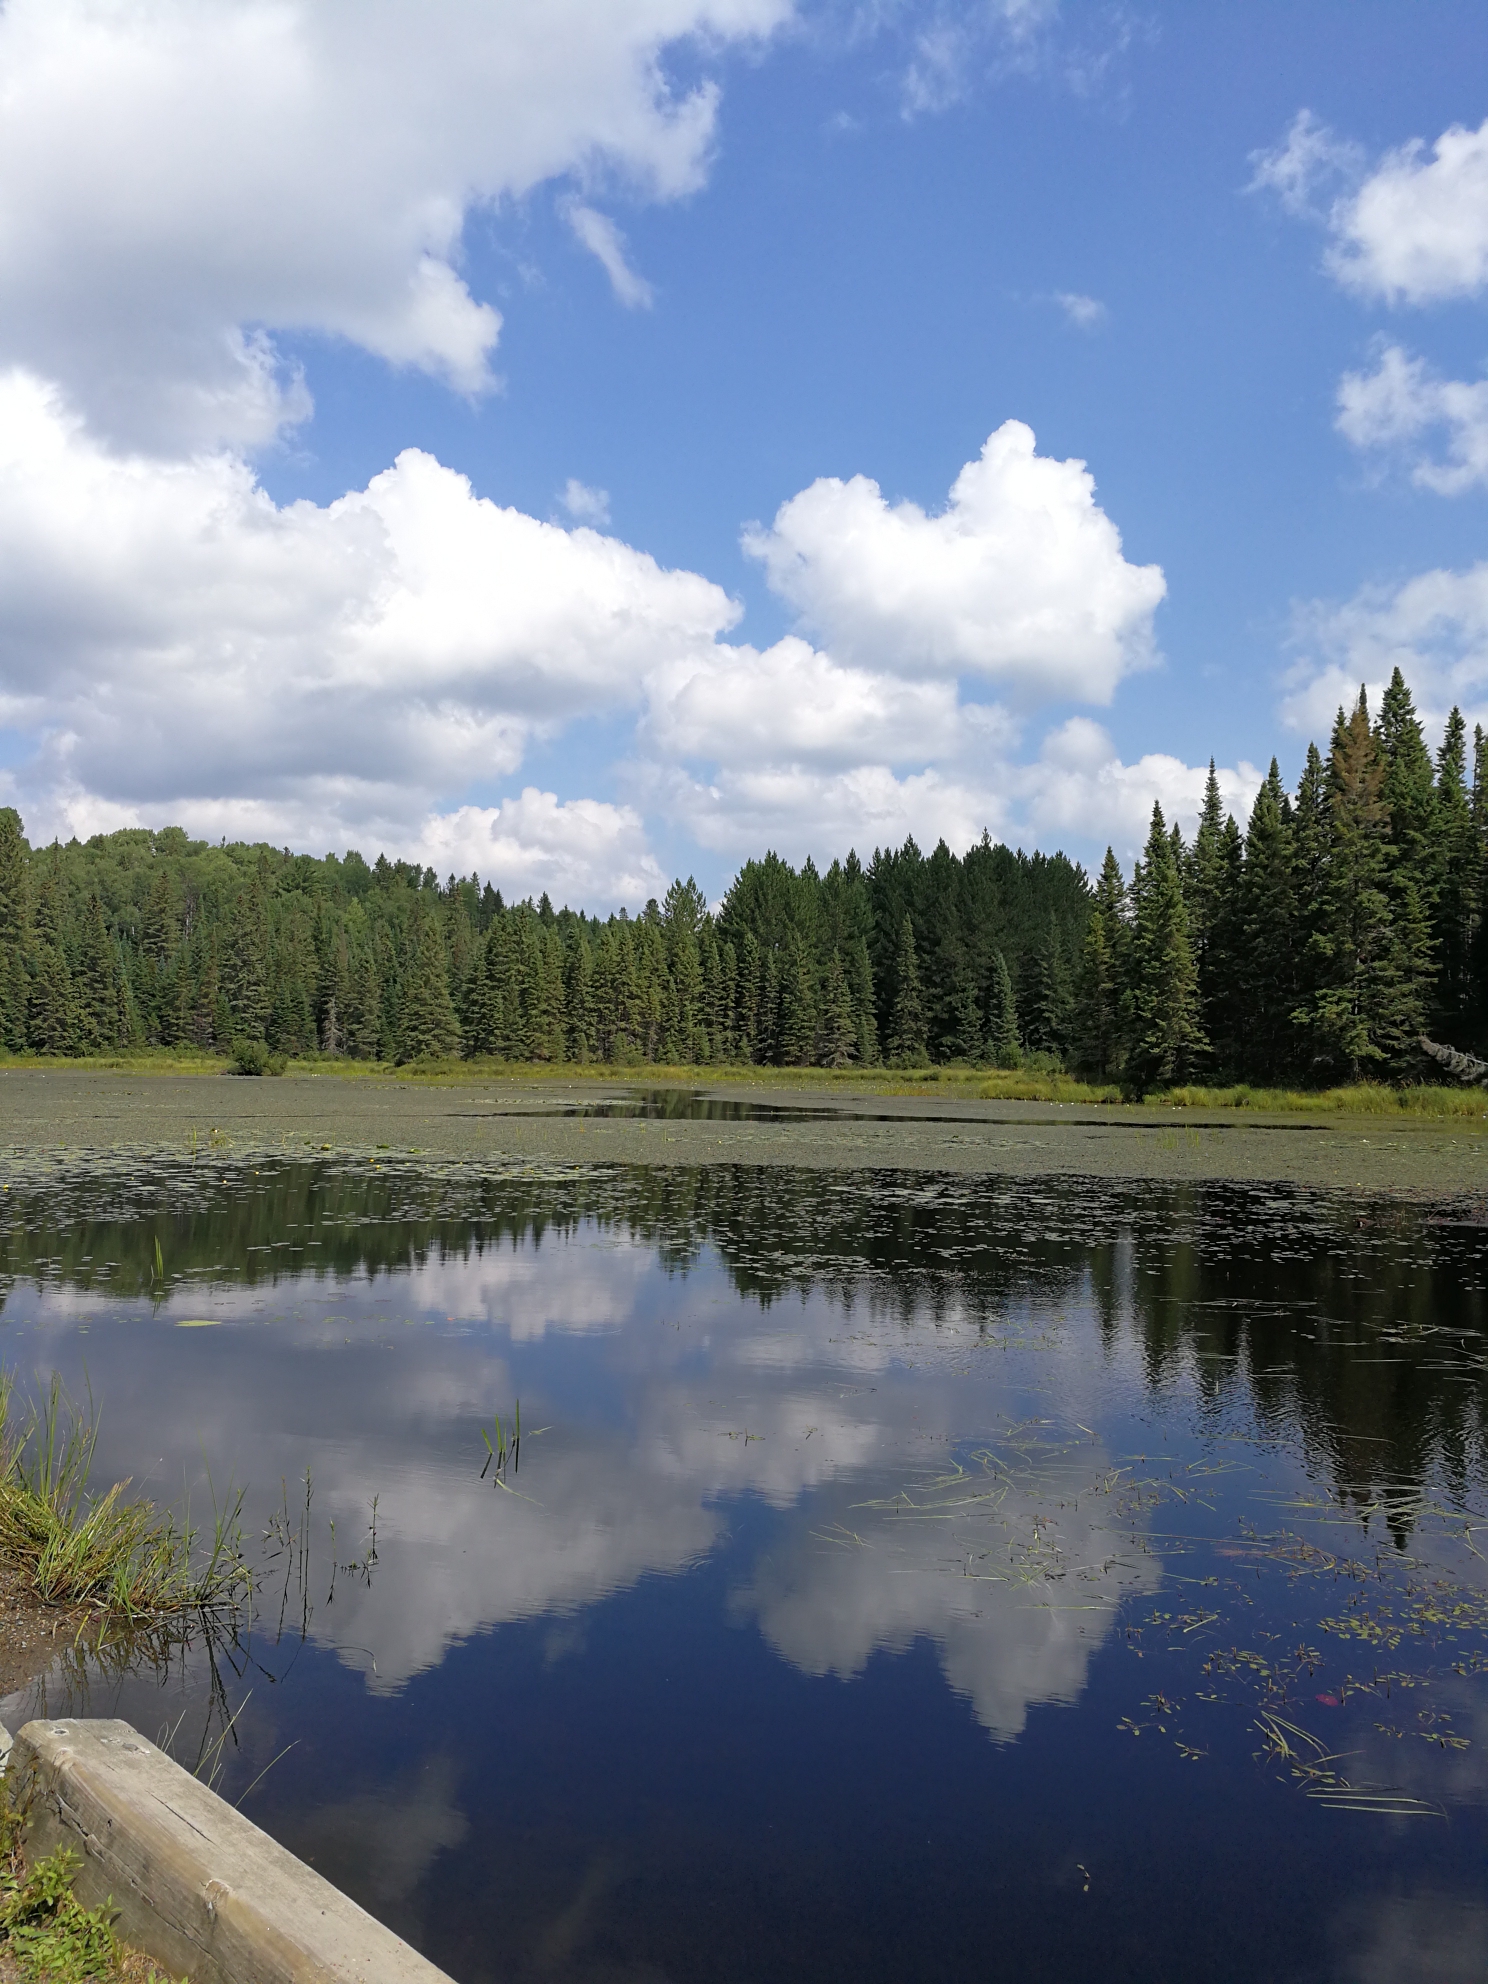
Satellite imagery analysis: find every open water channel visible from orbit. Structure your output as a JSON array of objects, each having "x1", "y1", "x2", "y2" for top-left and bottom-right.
[{"x1": 0, "y1": 1135, "x2": 1486, "y2": 1982}]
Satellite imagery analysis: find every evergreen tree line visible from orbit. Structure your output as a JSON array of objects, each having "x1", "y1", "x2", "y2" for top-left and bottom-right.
[
  {"x1": 0, "y1": 816, "x2": 1087, "y2": 1071},
  {"x1": 0, "y1": 666, "x2": 1480, "y2": 1084},
  {"x1": 1079, "y1": 669, "x2": 1486, "y2": 1091}
]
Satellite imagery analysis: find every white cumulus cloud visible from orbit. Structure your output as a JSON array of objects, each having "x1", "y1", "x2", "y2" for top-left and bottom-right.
[
  {"x1": 565, "y1": 203, "x2": 656, "y2": 309},
  {"x1": 741, "y1": 420, "x2": 1165, "y2": 703},
  {"x1": 1054, "y1": 290, "x2": 1107, "y2": 329},
  {"x1": 1329, "y1": 115, "x2": 1488, "y2": 305},
  {"x1": 1247, "y1": 108, "x2": 1363, "y2": 222},
  {"x1": 0, "y1": 0, "x2": 791, "y2": 450},
  {"x1": 412, "y1": 792, "x2": 666, "y2": 908},
  {"x1": 0, "y1": 370, "x2": 1208, "y2": 892},
  {"x1": 560, "y1": 478, "x2": 613, "y2": 525},
  {"x1": 0, "y1": 369, "x2": 733, "y2": 899},
  {"x1": 1282, "y1": 563, "x2": 1488, "y2": 742},
  {"x1": 1336, "y1": 342, "x2": 1488, "y2": 494},
  {"x1": 642, "y1": 636, "x2": 974, "y2": 768},
  {"x1": 1253, "y1": 109, "x2": 1488, "y2": 306},
  {"x1": 1021, "y1": 718, "x2": 1260, "y2": 851}
]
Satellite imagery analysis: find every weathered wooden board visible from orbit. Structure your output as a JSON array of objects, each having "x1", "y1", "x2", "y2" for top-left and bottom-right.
[{"x1": 10, "y1": 1719, "x2": 456, "y2": 1984}]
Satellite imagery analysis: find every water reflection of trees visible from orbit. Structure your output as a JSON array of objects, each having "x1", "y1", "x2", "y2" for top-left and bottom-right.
[{"x1": 1, "y1": 1156, "x2": 1484, "y2": 1516}]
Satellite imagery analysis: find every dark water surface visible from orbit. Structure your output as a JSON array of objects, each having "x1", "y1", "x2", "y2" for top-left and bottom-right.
[{"x1": 2, "y1": 1156, "x2": 1487, "y2": 1983}]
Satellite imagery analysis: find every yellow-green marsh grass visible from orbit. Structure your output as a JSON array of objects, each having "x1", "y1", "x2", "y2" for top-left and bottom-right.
[{"x1": 0, "y1": 1374, "x2": 250, "y2": 1624}]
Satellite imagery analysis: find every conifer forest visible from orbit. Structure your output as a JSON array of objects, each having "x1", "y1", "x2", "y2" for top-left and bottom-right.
[{"x1": 0, "y1": 669, "x2": 1481, "y2": 1091}]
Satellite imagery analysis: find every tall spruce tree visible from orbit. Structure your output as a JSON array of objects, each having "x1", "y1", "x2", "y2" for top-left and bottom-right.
[
  {"x1": 395, "y1": 911, "x2": 461, "y2": 1062},
  {"x1": 1123, "y1": 803, "x2": 1205, "y2": 1096},
  {"x1": 1238, "y1": 760, "x2": 1296, "y2": 1081},
  {"x1": 223, "y1": 883, "x2": 271, "y2": 1040},
  {"x1": 888, "y1": 915, "x2": 928, "y2": 1063},
  {"x1": 1374, "y1": 667, "x2": 1438, "y2": 1053},
  {"x1": 26, "y1": 863, "x2": 74, "y2": 1056},
  {"x1": 1432, "y1": 707, "x2": 1477, "y2": 1037},
  {"x1": 73, "y1": 894, "x2": 127, "y2": 1051},
  {"x1": 1076, "y1": 849, "x2": 1125, "y2": 1080},
  {"x1": 988, "y1": 950, "x2": 1020, "y2": 1067},
  {"x1": 819, "y1": 951, "x2": 857, "y2": 1067},
  {"x1": 1025, "y1": 913, "x2": 1073, "y2": 1061},
  {"x1": 1298, "y1": 691, "x2": 1422, "y2": 1079},
  {"x1": 0, "y1": 808, "x2": 28, "y2": 1052}
]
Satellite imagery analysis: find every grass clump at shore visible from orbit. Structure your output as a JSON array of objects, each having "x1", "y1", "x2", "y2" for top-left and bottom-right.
[
  {"x1": 1147, "y1": 1080, "x2": 1488, "y2": 1118},
  {"x1": 0, "y1": 1375, "x2": 249, "y2": 1625}
]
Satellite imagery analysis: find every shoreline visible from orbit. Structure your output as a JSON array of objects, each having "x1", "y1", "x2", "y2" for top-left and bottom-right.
[{"x1": 1, "y1": 1065, "x2": 1483, "y2": 1194}]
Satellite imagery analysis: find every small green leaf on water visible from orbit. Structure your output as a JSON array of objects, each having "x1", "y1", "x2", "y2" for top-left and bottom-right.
[{"x1": 175, "y1": 1319, "x2": 223, "y2": 1328}]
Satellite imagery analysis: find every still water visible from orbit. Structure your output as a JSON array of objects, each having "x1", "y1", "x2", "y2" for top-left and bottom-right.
[{"x1": 1, "y1": 1155, "x2": 1486, "y2": 1983}]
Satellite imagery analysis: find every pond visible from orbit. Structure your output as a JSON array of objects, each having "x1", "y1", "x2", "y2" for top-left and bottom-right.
[{"x1": 0, "y1": 1154, "x2": 1486, "y2": 1983}]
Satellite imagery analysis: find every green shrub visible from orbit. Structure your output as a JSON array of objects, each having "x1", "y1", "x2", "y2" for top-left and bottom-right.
[{"x1": 229, "y1": 1038, "x2": 286, "y2": 1077}]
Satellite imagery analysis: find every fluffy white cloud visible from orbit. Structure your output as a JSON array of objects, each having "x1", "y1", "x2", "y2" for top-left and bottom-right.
[
  {"x1": 1054, "y1": 290, "x2": 1107, "y2": 329},
  {"x1": 642, "y1": 636, "x2": 978, "y2": 768},
  {"x1": 742, "y1": 421, "x2": 1165, "y2": 703},
  {"x1": 560, "y1": 478, "x2": 613, "y2": 525},
  {"x1": 411, "y1": 792, "x2": 666, "y2": 907},
  {"x1": 1253, "y1": 109, "x2": 1488, "y2": 306},
  {"x1": 0, "y1": 0, "x2": 790, "y2": 449},
  {"x1": 1247, "y1": 108, "x2": 1363, "y2": 222},
  {"x1": 0, "y1": 369, "x2": 732, "y2": 900},
  {"x1": 0, "y1": 390, "x2": 1196, "y2": 889},
  {"x1": 1329, "y1": 116, "x2": 1488, "y2": 305},
  {"x1": 1020, "y1": 718, "x2": 1260, "y2": 848},
  {"x1": 1336, "y1": 342, "x2": 1488, "y2": 494},
  {"x1": 565, "y1": 202, "x2": 656, "y2": 309},
  {"x1": 1282, "y1": 563, "x2": 1488, "y2": 741},
  {"x1": 654, "y1": 759, "x2": 1008, "y2": 861}
]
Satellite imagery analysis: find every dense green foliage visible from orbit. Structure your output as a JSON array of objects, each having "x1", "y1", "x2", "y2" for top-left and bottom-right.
[{"x1": 0, "y1": 668, "x2": 1480, "y2": 1084}]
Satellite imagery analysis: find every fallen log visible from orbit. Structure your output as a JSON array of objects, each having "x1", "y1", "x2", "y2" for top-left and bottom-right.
[{"x1": 1419, "y1": 1036, "x2": 1488, "y2": 1085}]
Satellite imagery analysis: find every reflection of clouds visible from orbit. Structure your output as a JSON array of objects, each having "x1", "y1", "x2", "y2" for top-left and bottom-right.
[
  {"x1": 308, "y1": 1434, "x2": 719, "y2": 1692},
  {"x1": 10, "y1": 1230, "x2": 1149, "y2": 1742},
  {"x1": 1335, "y1": 1892, "x2": 1488, "y2": 1984},
  {"x1": 735, "y1": 1451, "x2": 1156, "y2": 1741},
  {"x1": 402, "y1": 1240, "x2": 655, "y2": 1339},
  {"x1": 275, "y1": 1754, "x2": 469, "y2": 1947}
]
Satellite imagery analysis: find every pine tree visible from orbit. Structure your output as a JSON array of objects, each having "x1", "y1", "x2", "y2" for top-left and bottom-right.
[
  {"x1": 1433, "y1": 708, "x2": 1476, "y2": 1037},
  {"x1": 0, "y1": 808, "x2": 29, "y2": 1052},
  {"x1": 1026, "y1": 913, "x2": 1073, "y2": 1062},
  {"x1": 818, "y1": 951, "x2": 857, "y2": 1067},
  {"x1": 561, "y1": 932, "x2": 591, "y2": 1061},
  {"x1": 1238, "y1": 761, "x2": 1296, "y2": 1081},
  {"x1": 395, "y1": 912, "x2": 461, "y2": 1062},
  {"x1": 947, "y1": 979, "x2": 984, "y2": 1062},
  {"x1": 1187, "y1": 763, "x2": 1226, "y2": 963},
  {"x1": 1075, "y1": 850, "x2": 1124, "y2": 1080},
  {"x1": 528, "y1": 929, "x2": 566, "y2": 1062},
  {"x1": 777, "y1": 929, "x2": 818, "y2": 1066},
  {"x1": 848, "y1": 936, "x2": 879, "y2": 1066},
  {"x1": 888, "y1": 915, "x2": 927, "y2": 1063},
  {"x1": 345, "y1": 947, "x2": 383, "y2": 1059},
  {"x1": 73, "y1": 894, "x2": 127, "y2": 1051},
  {"x1": 666, "y1": 925, "x2": 705, "y2": 1062},
  {"x1": 26, "y1": 865, "x2": 74, "y2": 1056},
  {"x1": 223, "y1": 884, "x2": 271, "y2": 1040},
  {"x1": 985, "y1": 950, "x2": 1018, "y2": 1066},
  {"x1": 141, "y1": 868, "x2": 181, "y2": 965},
  {"x1": 1298, "y1": 691, "x2": 1422, "y2": 1079},
  {"x1": 1471, "y1": 726, "x2": 1488, "y2": 1043},
  {"x1": 1374, "y1": 667, "x2": 1438, "y2": 1054},
  {"x1": 1123, "y1": 803, "x2": 1205, "y2": 1096}
]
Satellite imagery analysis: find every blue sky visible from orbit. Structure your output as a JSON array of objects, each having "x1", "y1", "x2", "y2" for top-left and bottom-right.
[{"x1": 0, "y1": 1, "x2": 1485, "y2": 906}]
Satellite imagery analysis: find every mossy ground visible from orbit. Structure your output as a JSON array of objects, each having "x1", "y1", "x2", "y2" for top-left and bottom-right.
[{"x1": 1, "y1": 1046, "x2": 1484, "y2": 1122}]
